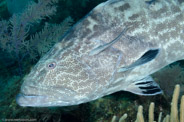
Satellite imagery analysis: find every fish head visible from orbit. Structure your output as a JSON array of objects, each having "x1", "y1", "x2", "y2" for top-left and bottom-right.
[{"x1": 16, "y1": 44, "x2": 98, "y2": 107}]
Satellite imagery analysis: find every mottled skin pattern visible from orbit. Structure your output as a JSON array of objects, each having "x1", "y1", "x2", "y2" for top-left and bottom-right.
[{"x1": 16, "y1": 0, "x2": 184, "y2": 107}]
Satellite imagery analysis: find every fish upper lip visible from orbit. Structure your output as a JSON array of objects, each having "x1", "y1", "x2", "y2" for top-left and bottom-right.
[
  {"x1": 16, "y1": 93, "x2": 71, "y2": 107},
  {"x1": 16, "y1": 93, "x2": 48, "y2": 107}
]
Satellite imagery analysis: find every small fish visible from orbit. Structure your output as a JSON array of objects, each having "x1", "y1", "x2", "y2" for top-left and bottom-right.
[{"x1": 16, "y1": 0, "x2": 184, "y2": 107}]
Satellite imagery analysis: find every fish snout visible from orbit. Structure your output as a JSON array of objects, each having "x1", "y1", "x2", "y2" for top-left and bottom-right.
[{"x1": 16, "y1": 93, "x2": 48, "y2": 107}]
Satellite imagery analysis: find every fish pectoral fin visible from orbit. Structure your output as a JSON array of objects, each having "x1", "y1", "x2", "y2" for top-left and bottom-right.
[
  {"x1": 126, "y1": 76, "x2": 162, "y2": 95},
  {"x1": 118, "y1": 49, "x2": 160, "y2": 72}
]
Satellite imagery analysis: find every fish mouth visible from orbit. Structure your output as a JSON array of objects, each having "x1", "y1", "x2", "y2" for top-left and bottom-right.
[
  {"x1": 16, "y1": 93, "x2": 49, "y2": 107},
  {"x1": 16, "y1": 93, "x2": 71, "y2": 107}
]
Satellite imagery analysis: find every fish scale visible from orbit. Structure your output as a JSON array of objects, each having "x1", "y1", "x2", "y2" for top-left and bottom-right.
[{"x1": 16, "y1": 0, "x2": 184, "y2": 107}]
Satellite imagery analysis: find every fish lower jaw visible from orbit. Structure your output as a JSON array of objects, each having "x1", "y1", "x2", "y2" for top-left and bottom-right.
[
  {"x1": 16, "y1": 93, "x2": 74, "y2": 107},
  {"x1": 16, "y1": 93, "x2": 48, "y2": 107}
]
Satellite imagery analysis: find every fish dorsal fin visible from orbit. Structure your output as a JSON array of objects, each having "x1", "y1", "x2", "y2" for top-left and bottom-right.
[
  {"x1": 89, "y1": 28, "x2": 127, "y2": 56},
  {"x1": 126, "y1": 76, "x2": 162, "y2": 95},
  {"x1": 118, "y1": 49, "x2": 160, "y2": 72}
]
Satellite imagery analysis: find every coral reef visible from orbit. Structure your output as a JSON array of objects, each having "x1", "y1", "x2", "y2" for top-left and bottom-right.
[{"x1": 112, "y1": 85, "x2": 184, "y2": 122}]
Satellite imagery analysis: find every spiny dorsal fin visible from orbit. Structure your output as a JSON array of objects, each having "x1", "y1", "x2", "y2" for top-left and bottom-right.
[{"x1": 118, "y1": 49, "x2": 160, "y2": 72}]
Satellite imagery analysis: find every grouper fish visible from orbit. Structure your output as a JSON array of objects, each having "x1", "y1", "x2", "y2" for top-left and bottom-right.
[{"x1": 16, "y1": 0, "x2": 184, "y2": 107}]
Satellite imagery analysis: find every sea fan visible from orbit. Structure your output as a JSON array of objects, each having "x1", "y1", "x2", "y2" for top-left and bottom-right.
[{"x1": 0, "y1": 0, "x2": 73, "y2": 75}]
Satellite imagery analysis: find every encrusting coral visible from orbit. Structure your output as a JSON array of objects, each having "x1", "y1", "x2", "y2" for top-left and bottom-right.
[
  {"x1": 152, "y1": 63, "x2": 184, "y2": 99},
  {"x1": 112, "y1": 84, "x2": 184, "y2": 122}
]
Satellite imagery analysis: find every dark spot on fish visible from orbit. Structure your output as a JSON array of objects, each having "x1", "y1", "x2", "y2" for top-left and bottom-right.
[
  {"x1": 73, "y1": 45, "x2": 81, "y2": 52},
  {"x1": 154, "y1": 23, "x2": 165, "y2": 33},
  {"x1": 90, "y1": 12, "x2": 100, "y2": 22},
  {"x1": 81, "y1": 28, "x2": 92, "y2": 39},
  {"x1": 118, "y1": 3, "x2": 130, "y2": 12},
  {"x1": 61, "y1": 50, "x2": 71, "y2": 60},
  {"x1": 171, "y1": 5, "x2": 181, "y2": 14},
  {"x1": 87, "y1": 31, "x2": 101, "y2": 41},
  {"x1": 129, "y1": 14, "x2": 139, "y2": 20},
  {"x1": 175, "y1": 13, "x2": 183, "y2": 21},
  {"x1": 55, "y1": 40, "x2": 74, "y2": 60},
  {"x1": 93, "y1": 24, "x2": 101, "y2": 31},
  {"x1": 150, "y1": 6, "x2": 169, "y2": 19},
  {"x1": 85, "y1": 40, "x2": 91, "y2": 44},
  {"x1": 82, "y1": 19, "x2": 90, "y2": 28}
]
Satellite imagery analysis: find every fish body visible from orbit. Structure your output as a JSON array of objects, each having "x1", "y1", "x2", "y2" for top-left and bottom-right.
[{"x1": 16, "y1": 0, "x2": 184, "y2": 107}]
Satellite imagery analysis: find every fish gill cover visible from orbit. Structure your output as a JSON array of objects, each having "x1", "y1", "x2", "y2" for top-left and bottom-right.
[{"x1": 0, "y1": 0, "x2": 183, "y2": 121}]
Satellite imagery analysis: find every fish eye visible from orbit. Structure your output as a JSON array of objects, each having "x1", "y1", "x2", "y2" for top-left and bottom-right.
[{"x1": 48, "y1": 62, "x2": 56, "y2": 69}]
